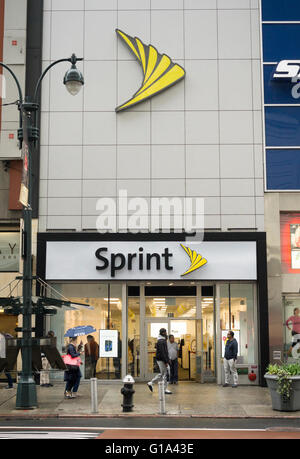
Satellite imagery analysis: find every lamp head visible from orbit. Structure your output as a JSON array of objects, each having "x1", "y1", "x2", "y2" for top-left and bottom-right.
[{"x1": 64, "y1": 54, "x2": 84, "y2": 95}]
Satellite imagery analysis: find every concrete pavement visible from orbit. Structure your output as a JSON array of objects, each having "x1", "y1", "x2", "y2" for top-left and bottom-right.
[{"x1": 0, "y1": 381, "x2": 300, "y2": 418}]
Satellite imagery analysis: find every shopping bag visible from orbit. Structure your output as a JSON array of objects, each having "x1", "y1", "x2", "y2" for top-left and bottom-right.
[{"x1": 62, "y1": 354, "x2": 82, "y2": 368}]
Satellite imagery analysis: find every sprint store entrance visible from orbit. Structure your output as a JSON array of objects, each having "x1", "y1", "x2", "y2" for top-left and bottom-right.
[
  {"x1": 128, "y1": 283, "x2": 257, "y2": 384},
  {"x1": 46, "y1": 281, "x2": 257, "y2": 384},
  {"x1": 40, "y1": 234, "x2": 266, "y2": 385},
  {"x1": 129, "y1": 283, "x2": 215, "y2": 383}
]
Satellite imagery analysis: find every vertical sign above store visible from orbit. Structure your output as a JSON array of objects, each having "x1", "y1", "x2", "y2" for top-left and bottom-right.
[{"x1": 261, "y1": 0, "x2": 300, "y2": 190}]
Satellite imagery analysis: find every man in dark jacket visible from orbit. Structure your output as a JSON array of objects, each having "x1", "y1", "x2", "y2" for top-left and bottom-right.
[
  {"x1": 147, "y1": 328, "x2": 172, "y2": 394},
  {"x1": 223, "y1": 330, "x2": 238, "y2": 388}
]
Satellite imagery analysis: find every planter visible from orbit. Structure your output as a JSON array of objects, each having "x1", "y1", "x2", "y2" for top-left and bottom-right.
[{"x1": 264, "y1": 374, "x2": 300, "y2": 411}]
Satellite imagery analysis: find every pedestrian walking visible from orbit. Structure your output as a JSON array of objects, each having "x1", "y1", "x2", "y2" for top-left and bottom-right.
[
  {"x1": 63, "y1": 337, "x2": 83, "y2": 399},
  {"x1": 167, "y1": 334, "x2": 179, "y2": 384},
  {"x1": 223, "y1": 330, "x2": 238, "y2": 388},
  {"x1": 84, "y1": 335, "x2": 99, "y2": 379},
  {"x1": 147, "y1": 328, "x2": 172, "y2": 394},
  {"x1": 286, "y1": 308, "x2": 300, "y2": 356}
]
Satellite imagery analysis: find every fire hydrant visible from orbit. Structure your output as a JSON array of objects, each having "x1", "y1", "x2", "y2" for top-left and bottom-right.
[{"x1": 121, "y1": 375, "x2": 135, "y2": 412}]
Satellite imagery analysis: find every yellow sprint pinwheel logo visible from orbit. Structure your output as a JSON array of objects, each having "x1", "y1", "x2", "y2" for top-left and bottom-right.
[
  {"x1": 116, "y1": 29, "x2": 185, "y2": 112},
  {"x1": 180, "y1": 244, "x2": 207, "y2": 276}
]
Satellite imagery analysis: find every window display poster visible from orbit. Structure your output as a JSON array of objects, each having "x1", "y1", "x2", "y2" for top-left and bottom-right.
[
  {"x1": 150, "y1": 323, "x2": 168, "y2": 338},
  {"x1": 291, "y1": 224, "x2": 300, "y2": 269},
  {"x1": 280, "y1": 213, "x2": 300, "y2": 273},
  {"x1": 99, "y1": 329, "x2": 118, "y2": 358}
]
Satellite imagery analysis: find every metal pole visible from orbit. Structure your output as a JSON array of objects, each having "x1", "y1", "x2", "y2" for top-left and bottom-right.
[
  {"x1": 0, "y1": 56, "x2": 83, "y2": 410},
  {"x1": 90, "y1": 378, "x2": 98, "y2": 413},
  {"x1": 158, "y1": 380, "x2": 166, "y2": 415},
  {"x1": 16, "y1": 104, "x2": 37, "y2": 409}
]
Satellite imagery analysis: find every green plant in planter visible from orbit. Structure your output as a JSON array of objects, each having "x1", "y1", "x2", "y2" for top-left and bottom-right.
[{"x1": 266, "y1": 363, "x2": 300, "y2": 400}]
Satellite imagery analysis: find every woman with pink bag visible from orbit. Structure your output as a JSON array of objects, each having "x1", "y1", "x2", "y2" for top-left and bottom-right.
[{"x1": 63, "y1": 337, "x2": 83, "y2": 399}]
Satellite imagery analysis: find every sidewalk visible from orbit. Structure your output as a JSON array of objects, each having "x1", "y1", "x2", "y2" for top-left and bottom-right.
[{"x1": 0, "y1": 381, "x2": 300, "y2": 418}]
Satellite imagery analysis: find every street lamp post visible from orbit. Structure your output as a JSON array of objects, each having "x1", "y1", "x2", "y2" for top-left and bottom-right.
[{"x1": 0, "y1": 54, "x2": 84, "y2": 409}]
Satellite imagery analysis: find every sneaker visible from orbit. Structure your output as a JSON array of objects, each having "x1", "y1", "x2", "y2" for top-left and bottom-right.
[
  {"x1": 165, "y1": 389, "x2": 172, "y2": 394},
  {"x1": 4, "y1": 386, "x2": 13, "y2": 389},
  {"x1": 147, "y1": 382, "x2": 153, "y2": 392},
  {"x1": 222, "y1": 383, "x2": 229, "y2": 387},
  {"x1": 232, "y1": 385, "x2": 238, "y2": 388}
]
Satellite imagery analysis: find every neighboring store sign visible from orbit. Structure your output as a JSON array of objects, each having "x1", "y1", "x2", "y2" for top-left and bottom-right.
[
  {"x1": 290, "y1": 224, "x2": 300, "y2": 269},
  {"x1": 45, "y1": 241, "x2": 257, "y2": 281},
  {"x1": 280, "y1": 213, "x2": 300, "y2": 273},
  {"x1": 115, "y1": 29, "x2": 185, "y2": 112},
  {"x1": 99, "y1": 329, "x2": 119, "y2": 358},
  {"x1": 272, "y1": 60, "x2": 300, "y2": 80},
  {"x1": 0, "y1": 232, "x2": 20, "y2": 272}
]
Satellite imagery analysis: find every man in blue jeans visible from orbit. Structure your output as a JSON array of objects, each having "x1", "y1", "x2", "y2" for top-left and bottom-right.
[
  {"x1": 223, "y1": 330, "x2": 238, "y2": 388},
  {"x1": 168, "y1": 335, "x2": 179, "y2": 384},
  {"x1": 147, "y1": 328, "x2": 172, "y2": 394},
  {"x1": 3, "y1": 368, "x2": 13, "y2": 389}
]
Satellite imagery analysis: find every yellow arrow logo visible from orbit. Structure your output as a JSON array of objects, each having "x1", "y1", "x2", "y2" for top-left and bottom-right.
[
  {"x1": 116, "y1": 29, "x2": 185, "y2": 112},
  {"x1": 180, "y1": 244, "x2": 207, "y2": 276}
]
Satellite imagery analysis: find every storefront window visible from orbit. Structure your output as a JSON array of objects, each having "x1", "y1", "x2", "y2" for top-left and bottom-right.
[
  {"x1": 283, "y1": 295, "x2": 300, "y2": 362},
  {"x1": 49, "y1": 283, "x2": 123, "y2": 380},
  {"x1": 220, "y1": 283, "x2": 255, "y2": 364}
]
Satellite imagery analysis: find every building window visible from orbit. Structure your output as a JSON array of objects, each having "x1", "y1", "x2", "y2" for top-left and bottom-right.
[
  {"x1": 220, "y1": 283, "x2": 255, "y2": 364},
  {"x1": 283, "y1": 295, "x2": 300, "y2": 362},
  {"x1": 49, "y1": 283, "x2": 123, "y2": 380}
]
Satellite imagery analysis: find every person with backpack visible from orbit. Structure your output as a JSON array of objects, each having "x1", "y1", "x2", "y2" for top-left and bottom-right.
[{"x1": 147, "y1": 328, "x2": 172, "y2": 395}]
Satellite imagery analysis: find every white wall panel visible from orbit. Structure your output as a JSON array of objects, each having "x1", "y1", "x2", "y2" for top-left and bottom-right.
[
  {"x1": 51, "y1": 11, "x2": 84, "y2": 61},
  {"x1": 39, "y1": 0, "x2": 264, "y2": 231}
]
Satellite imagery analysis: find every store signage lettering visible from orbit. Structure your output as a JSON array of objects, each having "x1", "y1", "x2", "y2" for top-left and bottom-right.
[
  {"x1": 95, "y1": 246, "x2": 173, "y2": 277},
  {"x1": 95, "y1": 244, "x2": 208, "y2": 278},
  {"x1": 0, "y1": 242, "x2": 17, "y2": 255},
  {"x1": 272, "y1": 60, "x2": 300, "y2": 80},
  {"x1": 115, "y1": 29, "x2": 185, "y2": 112},
  {"x1": 0, "y1": 233, "x2": 20, "y2": 272},
  {"x1": 46, "y1": 241, "x2": 257, "y2": 281}
]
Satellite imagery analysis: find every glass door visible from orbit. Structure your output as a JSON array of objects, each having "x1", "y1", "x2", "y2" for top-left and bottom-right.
[
  {"x1": 145, "y1": 318, "x2": 197, "y2": 381},
  {"x1": 201, "y1": 286, "x2": 215, "y2": 382}
]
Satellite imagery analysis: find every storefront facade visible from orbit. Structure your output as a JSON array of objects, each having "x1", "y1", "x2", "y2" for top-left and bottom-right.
[
  {"x1": 31, "y1": 0, "x2": 271, "y2": 386},
  {"x1": 37, "y1": 232, "x2": 268, "y2": 385}
]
